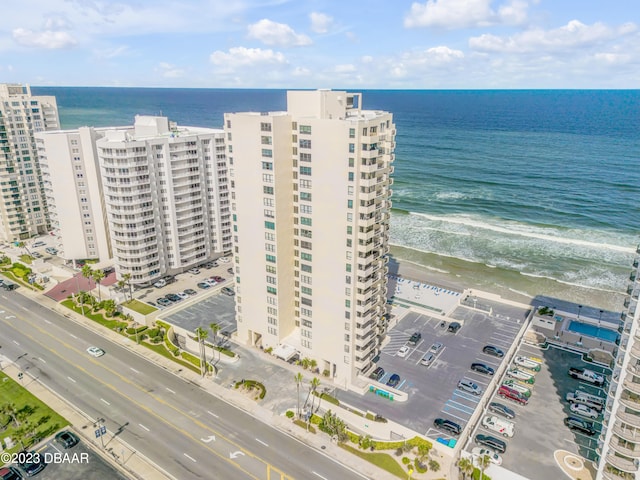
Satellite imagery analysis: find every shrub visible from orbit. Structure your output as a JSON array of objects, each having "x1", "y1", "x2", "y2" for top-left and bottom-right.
[
  {"x1": 428, "y1": 459, "x2": 440, "y2": 472},
  {"x1": 313, "y1": 391, "x2": 339, "y2": 406},
  {"x1": 286, "y1": 410, "x2": 295, "y2": 419},
  {"x1": 402, "y1": 457, "x2": 410, "y2": 465},
  {"x1": 151, "y1": 335, "x2": 163, "y2": 344},
  {"x1": 126, "y1": 325, "x2": 148, "y2": 335},
  {"x1": 322, "y1": 369, "x2": 330, "y2": 377},
  {"x1": 234, "y1": 379, "x2": 266, "y2": 399},
  {"x1": 414, "y1": 458, "x2": 428, "y2": 473},
  {"x1": 265, "y1": 347, "x2": 273, "y2": 354},
  {"x1": 146, "y1": 328, "x2": 160, "y2": 338}
]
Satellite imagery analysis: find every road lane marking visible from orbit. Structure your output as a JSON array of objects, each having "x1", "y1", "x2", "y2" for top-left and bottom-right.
[
  {"x1": 21, "y1": 306, "x2": 29, "y2": 311},
  {"x1": 166, "y1": 387, "x2": 175, "y2": 394},
  {"x1": 229, "y1": 451, "x2": 245, "y2": 459},
  {"x1": 183, "y1": 453, "x2": 197, "y2": 463},
  {"x1": 101, "y1": 398, "x2": 111, "y2": 405},
  {"x1": 312, "y1": 471, "x2": 328, "y2": 480},
  {"x1": 207, "y1": 410, "x2": 219, "y2": 418},
  {"x1": 44, "y1": 319, "x2": 52, "y2": 325},
  {"x1": 139, "y1": 423, "x2": 150, "y2": 432},
  {"x1": 69, "y1": 333, "x2": 78, "y2": 339},
  {"x1": 12, "y1": 340, "x2": 19, "y2": 345},
  {"x1": 67, "y1": 376, "x2": 76, "y2": 383},
  {"x1": 39, "y1": 358, "x2": 47, "y2": 364},
  {"x1": 130, "y1": 367, "x2": 140, "y2": 374},
  {"x1": 255, "y1": 438, "x2": 268, "y2": 447},
  {"x1": 201, "y1": 435, "x2": 216, "y2": 443}
]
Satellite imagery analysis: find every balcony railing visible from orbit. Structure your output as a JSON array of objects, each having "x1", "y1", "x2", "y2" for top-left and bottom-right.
[
  {"x1": 609, "y1": 439, "x2": 640, "y2": 458},
  {"x1": 605, "y1": 453, "x2": 638, "y2": 473},
  {"x1": 617, "y1": 409, "x2": 640, "y2": 426},
  {"x1": 613, "y1": 422, "x2": 640, "y2": 444}
]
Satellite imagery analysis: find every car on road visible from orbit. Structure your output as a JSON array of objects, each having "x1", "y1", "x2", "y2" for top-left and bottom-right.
[
  {"x1": 153, "y1": 279, "x2": 167, "y2": 288},
  {"x1": 221, "y1": 287, "x2": 235, "y2": 296},
  {"x1": 420, "y1": 353, "x2": 435, "y2": 367},
  {"x1": 197, "y1": 282, "x2": 211, "y2": 289},
  {"x1": 429, "y1": 342, "x2": 444, "y2": 354},
  {"x1": 458, "y1": 379, "x2": 482, "y2": 395},
  {"x1": 433, "y1": 418, "x2": 462, "y2": 436},
  {"x1": 157, "y1": 297, "x2": 173, "y2": 306},
  {"x1": 475, "y1": 434, "x2": 507, "y2": 454},
  {"x1": 177, "y1": 292, "x2": 189, "y2": 300},
  {"x1": 0, "y1": 467, "x2": 23, "y2": 480},
  {"x1": 483, "y1": 345, "x2": 504, "y2": 357},
  {"x1": 188, "y1": 268, "x2": 201, "y2": 275},
  {"x1": 482, "y1": 415, "x2": 515, "y2": 438},
  {"x1": 370, "y1": 367, "x2": 385, "y2": 381},
  {"x1": 86, "y1": 346, "x2": 105, "y2": 358},
  {"x1": 184, "y1": 288, "x2": 198, "y2": 296},
  {"x1": 386, "y1": 374, "x2": 401, "y2": 388},
  {"x1": 408, "y1": 332, "x2": 422, "y2": 346},
  {"x1": 564, "y1": 416, "x2": 596, "y2": 436},
  {"x1": 396, "y1": 345, "x2": 411, "y2": 358},
  {"x1": 2, "y1": 282, "x2": 18, "y2": 290},
  {"x1": 488, "y1": 402, "x2": 516, "y2": 420},
  {"x1": 471, "y1": 362, "x2": 495, "y2": 375},
  {"x1": 54, "y1": 430, "x2": 79, "y2": 449},
  {"x1": 471, "y1": 447, "x2": 503, "y2": 466},
  {"x1": 17, "y1": 451, "x2": 46, "y2": 476},
  {"x1": 165, "y1": 293, "x2": 182, "y2": 302},
  {"x1": 570, "y1": 403, "x2": 599, "y2": 419},
  {"x1": 447, "y1": 322, "x2": 461, "y2": 333}
]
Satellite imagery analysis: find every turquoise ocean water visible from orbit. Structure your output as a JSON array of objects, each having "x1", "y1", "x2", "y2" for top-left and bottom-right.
[{"x1": 32, "y1": 88, "x2": 640, "y2": 310}]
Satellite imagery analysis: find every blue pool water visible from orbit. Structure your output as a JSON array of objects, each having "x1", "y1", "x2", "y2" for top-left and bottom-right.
[{"x1": 567, "y1": 320, "x2": 619, "y2": 343}]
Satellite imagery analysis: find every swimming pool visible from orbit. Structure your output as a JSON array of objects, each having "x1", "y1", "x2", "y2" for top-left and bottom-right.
[{"x1": 567, "y1": 320, "x2": 619, "y2": 343}]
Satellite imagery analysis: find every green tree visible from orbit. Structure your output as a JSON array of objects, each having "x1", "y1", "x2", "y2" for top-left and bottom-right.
[
  {"x1": 457, "y1": 457, "x2": 474, "y2": 480},
  {"x1": 92, "y1": 269, "x2": 105, "y2": 302},
  {"x1": 81, "y1": 264, "x2": 94, "y2": 289},
  {"x1": 103, "y1": 299, "x2": 117, "y2": 317},
  {"x1": 0, "y1": 403, "x2": 19, "y2": 428},
  {"x1": 294, "y1": 373, "x2": 304, "y2": 419},
  {"x1": 417, "y1": 443, "x2": 431, "y2": 469},
  {"x1": 123, "y1": 272, "x2": 132, "y2": 301},
  {"x1": 478, "y1": 454, "x2": 492, "y2": 480},
  {"x1": 194, "y1": 327, "x2": 209, "y2": 376},
  {"x1": 210, "y1": 322, "x2": 221, "y2": 346}
]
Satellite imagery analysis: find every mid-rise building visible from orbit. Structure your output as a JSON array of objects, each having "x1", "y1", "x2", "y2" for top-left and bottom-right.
[
  {"x1": 96, "y1": 116, "x2": 231, "y2": 285},
  {"x1": 598, "y1": 247, "x2": 640, "y2": 479},
  {"x1": 36, "y1": 127, "x2": 112, "y2": 262},
  {"x1": 225, "y1": 90, "x2": 395, "y2": 387},
  {"x1": 0, "y1": 83, "x2": 59, "y2": 241}
]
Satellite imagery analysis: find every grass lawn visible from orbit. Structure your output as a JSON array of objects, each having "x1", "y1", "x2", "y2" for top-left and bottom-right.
[
  {"x1": 0, "y1": 372, "x2": 69, "y2": 453},
  {"x1": 139, "y1": 342, "x2": 201, "y2": 374},
  {"x1": 61, "y1": 299, "x2": 128, "y2": 330},
  {"x1": 122, "y1": 299, "x2": 157, "y2": 315},
  {"x1": 340, "y1": 443, "x2": 406, "y2": 478},
  {"x1": 18, "y1": 255, "x2": 32, "y2": 265}
]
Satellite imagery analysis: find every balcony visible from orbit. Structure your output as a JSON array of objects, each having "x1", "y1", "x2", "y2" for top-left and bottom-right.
[
  {"x1": 605, "y1": 453, "x2": 638, "y2": 473},
  {"x1": 609, "y1": 438, "x2": 640, "y2": 458},
  {"x1": 624, "y1": 379, "x2": 640, "y2": 396},
  {"x1": 603, "y1": 466, "x2": 636, "y2": 480},
  {"x1": 630, "y1": 344, "x2": 640, "y2": 361},
  {"x1": 614, "y1": 421, "x2": 640, "y2": 444}
]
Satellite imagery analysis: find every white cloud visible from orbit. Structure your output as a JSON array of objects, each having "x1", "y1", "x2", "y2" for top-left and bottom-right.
[
  {"x1": 247, "y1": 19, "x2": 311, "y2": 46},
  {"x1": 334, "y1": 64, "x2": 356, "y2": 73},
  {"x1": 361, "y1": 55, "x2": 374, "y2": 63},
  {"x1": 292, "y1": 66, "x2": 311, "y2": 76},
  {"x1": 12, "y1": 28, "x2": 77, "y2": 49},
  {"x1": 405, "y1": 0, "x2": 529, "y2": 29},
  {"x1": 157, "y1": 62, "x2": 185, "y2": 78},
  {"x1": 469, "y1": 20, "x2": 638, "y2": 53},
  {"x1": 309, "y1": 12, "x2": 333, "y2": 33},
  {"x1": 210, "y1": 47, "x2": 287, "y2": 68}
]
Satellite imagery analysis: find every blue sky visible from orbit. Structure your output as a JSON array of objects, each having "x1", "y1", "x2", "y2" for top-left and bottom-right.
[{"x1": 1, "y1": 0, "x2": 638, "y2": 88}]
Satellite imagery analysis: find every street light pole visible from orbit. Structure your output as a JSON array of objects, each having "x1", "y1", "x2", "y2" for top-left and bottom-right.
[
  {"x1": 577, "y1": 305, "x2": 582, "y2": 320},
  {"x1": 75, "y1": 274, "x2": 85, "y2": 316}
]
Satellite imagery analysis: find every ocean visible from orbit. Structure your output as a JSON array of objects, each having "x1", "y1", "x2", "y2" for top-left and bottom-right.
[{"x1": 32, "y1": 87, "x2": 640, "y2": 311}]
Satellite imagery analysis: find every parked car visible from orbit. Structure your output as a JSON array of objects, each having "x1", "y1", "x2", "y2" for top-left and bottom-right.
[
  {"x1": 471, "y1": 363, "x2": 495, "y2": 375},
  {"x1": 217, "y1": 256, "x2": 230, "y2": 263},
  {"x1": 184, "y1": 288, "x2": 198, "y2": 296},
  {"x1": 17, "y1": 451, "x2": 46, "y2": 476},
  {"x1": 488, "y1": 402, "x2": 516, "y2": 420},
  {"x1": 408, "y1": 332, "x2": 422, "y2": 346},
  {"x1": 202, "y1": 262, "x2": 215, "y2": 269},
  {"x1": 153, "y1": 279, "x2": 167, "y2": 288},
  {"x1": 570, "y1": 403, "x2": 599, "y2": 419},
  {"x1": 564, "y1": 416, "x2": 596, "y2": 436},
  {"x1": 501, "y1": 380, "x2": 531, "y2": 397},
  {"x1": 221, "y1": 287, "x2": 235, "y2": 296},
  {"x1": 447, "y1": 322, "x2": 461, "y2": 333},
  {"x1": 86, "y1": 346, "x2": 105, "y2": 358},
  {"x1": 177, "y1": 292, "x2": 189, "y2": 300},
  {"x1": 497, "y1": 385, "x2": 529, "y2": 405},
  {"x1": 482, "y1": 415, "x2": 515, "y2": 438},
  {"x1": 420, "y1": 353, "x2": 435, "y2": 367},
  {"x1": 433, "y1": 418, "x2": 462, "y2": 436},
  {"x1": 396, "y1": 345, "x2": 410, "y2": 358},
  {"x1": 227, "y1": 267, "x2": 234, "y2": 274},
  {"x1": 471, "y1": 447, "x2": 503, "y2": 466},
  {"x1": 429, "y1": 342, "x2": 444, "y2": 354},
  {"x1": 54, "y1": 430, "x2": 79, "y2": 449},
  {"x1": 32, "y1": 241, "x2": 46, "y2": 247},
  {"x1": 482, "y1": 345, "x2": 504, "y2": 357},
  {"x1": 386, "y1": 374, "x2": 401, "y2": 388},
  {"x1": 45, "y1": 247, "x2": 58, "y2": 255},
  {"x1": 0, "y1": 467, "x2": 22, "y2": 480},
  {"x1": 513, "y1": 356, "x2": 542, "y2": 372},
  {"x1": 369, "y1": 367, "x2": 385, "y2": 381},
  {"x1": 157, "y1": 297, "x2": 173, "y2": 306},
  {"x1": 188, "y1": 268, "x2": 201, "y2": 275},
  {"x1": 197, "y1": 282, "x2": 211, "y2": 289},
  {"x1": 458, "y1": 379, "x2": 482, "y2": 395},
  {"x1": 506, "y1": 368, "x2": 535, "y2": 384},
  {"x1": 31, "y1": 252, "x2": 42, "y2": 258},
  {"x1": 212, "y1": 276, "x2": 225, "y2": 283},
  {"x1": 165, "y1": 293, "x2": 182, "y2": 302},
  {"x1": 475, "y1": 434, "x2": 507, "y2": 454}
]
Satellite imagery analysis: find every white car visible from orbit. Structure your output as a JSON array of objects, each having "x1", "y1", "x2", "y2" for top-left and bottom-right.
[
  {"x1": 86, "y1": 346, "x2": 105, "y2": 358},
  {"x1": 482, "y1": 415, "x2": 515, "y2": 438},
  {"x1": 471, "y1": 447, "x2": 503, "y2": 466},
  {"x1": 217, "y1": 257, "x2": 231, "y2": 263},
  {"x1": 177, "y1": 292, "x2": 189, "y2": 300},
  {"x1": 153, "y1": 279, "x2": 167, "y2": 288},
  {"x1": 396, "y1": 345, "x2": 411, "y2": 358},
  {"x1": 420, "y1": 353, "x2": 435, "y2": 366},
  {"x1": 570, "y1": 403, "x2": 599, "y2": 419}
]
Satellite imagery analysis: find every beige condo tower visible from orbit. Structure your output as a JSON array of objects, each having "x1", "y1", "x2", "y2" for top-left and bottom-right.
[{"x1": 225, "y1": 90, "x2": 395, "y2": 388}]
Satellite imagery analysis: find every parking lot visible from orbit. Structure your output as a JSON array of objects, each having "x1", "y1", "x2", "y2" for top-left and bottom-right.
[
  {"x1": 163, "y1": 292, "x2": 237, "y2": 337},
  {"x1": 338, "y1": 301, "x2": 529, "y2": 440},
  {"x1": 466, "y1": 344, "x2": 609, "y2": 479}
]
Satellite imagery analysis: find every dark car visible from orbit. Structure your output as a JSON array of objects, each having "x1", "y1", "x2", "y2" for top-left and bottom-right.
[
  {"x1": 197, "y1": 282, "x2": 211, "y2": 289},
  {"x1": 471, "y1": 362, "x2": 495, "y2": 375},
  {"x1": 386, "y1": 373, "x2": 401, "y2": 388},
  {"x1": 447, "y1": 322, "x2": 461, "y2": 333},
  {"x1": 2, "y1": 282, "x2": 18, "y2": 291},
  {"x1": 488, "y1": 402, "x2": 516, "y2": 420},
  {"x1": 221, "y1": 287, "x2": 235, "y2": 296},
  {"x1": 370, "y1": 367, "x2": 385, "y2": 381},
  {"x1": 227, "y1": 267, "x2": 234, "y2": 275},
  {"x1": 408, "y1": 332, "x2": 422, "y2": 346},
  {"x1": 165, "y1": 293, "x2": 181, "y2": 302},
  {"x1": 157, "y1": 297, "x2": 172, "y2": 307},
  {"x1": 483, "y1": 345, "x2": 505, "y2": 357},
  {"x1": 0, "y1": 467, "x2": 23, "y2": 480},
  {"x1": 475, "y1": 434, "x2": 507, "y2": 454},
  {"x1": 564, "y1": 416, "x2": 596, "y2": 436},
  {"x1": 213, "y1": 276, "x2": 225, "y2": 283},
  {"x1": 433, "y1": 418, "x2": 462, "y2": 436},
  {"x1": 17, "y1": 452, "x2": 46, "y2": 476},
  {"x1": 184, "y1": 288, "x2": 198, "y2": 296},
  {"x1": 54, "y1": 430, "x2": 79, "y2": 449}
]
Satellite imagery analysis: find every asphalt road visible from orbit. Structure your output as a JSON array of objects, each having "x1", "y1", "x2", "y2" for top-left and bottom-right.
[{"x1": 0, "y1": 292, "x2": 368, "y2": 480}]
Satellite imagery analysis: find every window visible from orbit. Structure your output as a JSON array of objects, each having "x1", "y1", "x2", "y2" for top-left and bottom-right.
[
  {"x1": 345, "y1": 334, "x2": 350, "y2": 342},
  {"x1": 300, "y1": 166, "x2": 311, "y2": 176},
  {"x1": 268, "y1": 327, "x2": 277, "y2": 336},
  {"x1": 363, "y1": 127, "x2": 368, "y2": 136},
  {"x1": 300, "y1": 153, "x2": 311, "y2": 162},
  {"x1": 345, "y1": 322, "x2": 350, "y2": 331},
  {"x1": 262, "y1": 161, "x2": 273, "y2": 170},
  {"x1": 302, "y1": 319, "x2": 312, "y2": 328},
  {"x1": 265, "y1": 243, "x2": 275, "y2": 252},
  {"x1": 345, "y1": 299, "x2": 351, "y2": 307},
  {"x1": 267, "y1": 286, "x2": 277, "y2": 294},
  {"x1": 301, "y1": 252, "x2": 312, "y2": 261},
  {"x1": 264, "y1": 186, "x2": 274, "y2": 194},
  {"x1": 299, "y1": 179, "x2": 312, "y2": 189},
  {"x1": 260, "y1": 122, "x2": 272, "y2": 132},
  {"x1": 261, "y1": 149, "x2": 273, "y2": 158},
  {"x1": 263, "y1": 198, "x2": 274, "y2": 207},
  {"x1": 262, "y1": 173, "x2": 273, "y2": 183},
  {"x1": 348, "y1": 172, "x2": 354, "y2": 181},
  {"x1": 264, "y1": 209, "x2": 274, "y2": 218},
  {"x1": 261, "y1": 136, "x2": 272, "y2": 145},
  {"x1": 347, "y1": 226, "x2": 352, "y2": 234},
  {"x1": 300, "y1": 205, "x2": 312, "y2": 214},
  {"x1": 265, "y1": 221, "x2": 275, "y2": 230},
  {"x1": 347, "y1": 200, "x2": 353, "y2": 209},
  {"x1": 300, "y1": 125, "x2": 312, "y2": 134},
  {"x1": 346, "y1": 264, "x2": 352, "y2": 272},
  {"x1": 266, "y1": 265, "x2": 277, "y2": 273},
  {"x1": 349, "y1": 128, "x2": 355, "y2": 138},
  {"x1": 301, "y1": 264, "x2": 312, "y2": 273},
  {"x1": 301, "y1": 307, "x2": 312, "y2": 317},
  {"x1": 349, "y1": 158, "x2": 354, "y2": 167},
  {"x1": 300, "y1": 217, "x2": 312, "y2": 226},
  {"x1": 301, "y1": 297, "x2": 312, "y2": 306},
  {"x1": 348, "y1": 143, "x2": 355, "y2": 153},
  {"x1": 300, "y1": 192, "x2": 312, "y2": 201},
  {"x1": 265, "y1": 232, "x2": 275, "y2": 241},
  {"x1": 299, "y1": 139, "x2": 311, "y2": 149},
  {"x1": 301, "y1": 274, "x2": 312, "y2": 284},
  {"x1": 266, "y1": 254, "x2": 276, "y2": 263},
  {"x1": 301, "y1": 286, "x2": 312, "y2": 295}
]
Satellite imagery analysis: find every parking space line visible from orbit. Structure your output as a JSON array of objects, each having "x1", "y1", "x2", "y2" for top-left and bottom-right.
[
  {"x1": 445, "y1": 399, "x2": 477, "y2": 414},
  {"x1": 466, "y1": 373, "x2": 490, "y2": 385},
  {"x1": 452, "y1": 391, "x2": 481, "y2": 404},
  {"x1": 491, "y1": 331, "x2": 517, "y2": 339},
  {"x1": 397, "y1": 379, "x2": 407, "y2": 389},
  {"x1": 441, "y1": 407, "x2": 472, "y2": 422}
]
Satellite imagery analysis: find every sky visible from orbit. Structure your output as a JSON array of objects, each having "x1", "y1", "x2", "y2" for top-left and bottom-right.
[{"x1": 1, "y1": 0, "x2": 638, "y2": 88}]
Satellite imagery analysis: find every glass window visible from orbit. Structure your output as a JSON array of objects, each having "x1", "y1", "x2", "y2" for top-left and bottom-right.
[{"x1": 265, "y1": 221, "x2": 275, "y2": 230}]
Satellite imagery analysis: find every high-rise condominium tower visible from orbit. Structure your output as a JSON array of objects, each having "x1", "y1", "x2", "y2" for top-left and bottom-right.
[
  {"x1": 225, "y1": 90, "x2": 395, "y2": 387},
  {"x1": 0, "y1": 83, "x2": 59, "y2": 241}
]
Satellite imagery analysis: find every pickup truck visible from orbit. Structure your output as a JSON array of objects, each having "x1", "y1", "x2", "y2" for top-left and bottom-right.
[
  {"x1": 566, "y1": 391, "x2": 605, "y2": 412},
  {"x1": 482, "y1": 415, "x2": 515, "y2": 438},
  {"x1": 513, "y1": 356, "x2": 541, "y2": 372},
  {"x1": 568, "y1": 368, "x2": 605, "y2": 386}
]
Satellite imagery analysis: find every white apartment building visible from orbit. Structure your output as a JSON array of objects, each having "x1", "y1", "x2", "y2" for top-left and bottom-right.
[
  {"x1": 36, "y1": 127, "x2": 112, "y2": 262},
  {"x1": 225, "y1": 90, "x2": 395, "y2": 387},
  {"x1": 598, "y1": 247, "x2": 640, "y2": 480},
  {"x1": 96, "y1": 116, "x2": 231, "y2": 285},
  {"x1": 0, "y1": 83, "x2": 59, "y2": 241}
]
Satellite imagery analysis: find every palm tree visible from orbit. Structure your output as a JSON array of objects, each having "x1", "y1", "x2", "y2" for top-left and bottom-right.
[
  {"x1": 457, "y1": 457, "x2": 474, "y2": 480},
  {"x1": 294, "y1": 373, "x2": 303, "y2": 419},
  {"x1": 477, "y1": 454, "x2": 492, "y2": 480},
  {"x1": 210, "y1": 322, "x2": 221, "y2": 346},
  {"x1": 417, "y1": 444, "x2": 431, "y2": 470},
  {"x1": 81, "y1": 264, "x2": 94, "y2": 290},
  {"x1": 308, "y1": 377, "x2": 321, "y2": 413},
  {"x1": 195, "y1": 327, "x2": 209, "y2": 376},
  {"x1": 0, "y1": 403, "x2": 19, "y2": 428},
  {"x1": 123, "y1": 272, "x2": 132, "y2": 301},
  {"x1": 92, "y1": 269, "x2": 105, "y2": 302}
]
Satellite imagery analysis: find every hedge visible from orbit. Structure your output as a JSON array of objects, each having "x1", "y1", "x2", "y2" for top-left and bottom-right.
[
  {"x1": 234, "y1": 379, "x2": 266, "y2": 399},
  {"x1": 126, "y1": 325, "x2": 148, "y2": 335},
  {"x1": 313, "y1": 391, "x2": 339, "y2": 406}
]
